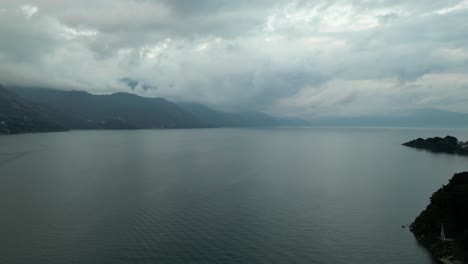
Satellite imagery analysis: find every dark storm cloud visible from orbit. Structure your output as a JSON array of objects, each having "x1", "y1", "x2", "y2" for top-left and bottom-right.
[{"x1": 0, "y1": 0, "x2": 467, "y2": 116}]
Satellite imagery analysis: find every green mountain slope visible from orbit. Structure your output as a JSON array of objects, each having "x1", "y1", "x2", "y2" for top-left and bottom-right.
[
  {"x1": 12, "y1": 87, "x2": 207, "y2": 129},
  {"x1": 0, "y1": 85, "x2": 65, "y2": 134}
]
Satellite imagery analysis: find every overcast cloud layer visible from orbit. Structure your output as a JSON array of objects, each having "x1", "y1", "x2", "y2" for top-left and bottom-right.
[{"x1": 0, "y1": 0, "x2": 467, "y2": 116}]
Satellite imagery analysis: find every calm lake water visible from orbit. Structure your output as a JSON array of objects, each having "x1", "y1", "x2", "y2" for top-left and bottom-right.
[{"x1": 1, "y1": 127, "x2": 468, "y2": 264}]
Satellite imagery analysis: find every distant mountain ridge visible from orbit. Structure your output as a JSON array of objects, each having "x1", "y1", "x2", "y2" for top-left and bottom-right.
[
  {"x1": 4, "y1": 86, "x2": 307, "y2": 134},
  {"x1": 12, "y1": 87, "x2": 207, "y2": 129},
  {"x1": 308, "y1": 108, "x2": 468, "y2": 128},
  {"x1": 178, "y1": 103, "x2": 309, "y2": 127},
  {"x1": 3, "y1": 85, "x2": 468, "y2": 135}
]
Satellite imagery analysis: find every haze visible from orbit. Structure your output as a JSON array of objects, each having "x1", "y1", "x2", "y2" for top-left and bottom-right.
[{"x1": 0, "y1": 0, "x2": 467, "y2": 117}]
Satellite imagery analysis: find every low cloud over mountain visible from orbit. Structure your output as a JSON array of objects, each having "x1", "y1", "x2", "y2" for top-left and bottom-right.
[{"x1": 1, "y1": 1, "x2": 467, "y2": 117}]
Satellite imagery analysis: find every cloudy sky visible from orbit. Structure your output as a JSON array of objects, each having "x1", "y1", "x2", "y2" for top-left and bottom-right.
[{"x1": 0, "y1": 0, "x2": 467, "y2": 117}]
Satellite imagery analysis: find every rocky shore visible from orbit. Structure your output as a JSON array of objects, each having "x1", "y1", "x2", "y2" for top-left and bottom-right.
[
  {"x1": 410, "y1": 172, "x2": 468, "y2": 263},
  {"x1": 402, "y1": 136, "x2": 468, "y2": 155}
]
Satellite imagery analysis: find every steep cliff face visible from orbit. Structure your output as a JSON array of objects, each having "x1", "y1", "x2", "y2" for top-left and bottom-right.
[{"x1": 411, "y1": 172, "x2": 468, "y2": 262}]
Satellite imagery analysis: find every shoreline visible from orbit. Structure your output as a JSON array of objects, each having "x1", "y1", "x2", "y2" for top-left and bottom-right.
[
  {"x1": 413, "y1": 234, "x2": 461, "y2": 264},
  {"x1": 410, "y1": 171, "x2": 468, "y2": 264}
]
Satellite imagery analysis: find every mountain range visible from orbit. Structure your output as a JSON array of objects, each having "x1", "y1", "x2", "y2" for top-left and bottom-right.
[
  {"x1": 1, "y1": 85, "x2": 307, "y2": 134},
  {"x1": 2, "y1": 84, "x2": 468, "y2": 135},
  {"x1": 11, "y1": 87, "x2": 205, "y2": 129}
]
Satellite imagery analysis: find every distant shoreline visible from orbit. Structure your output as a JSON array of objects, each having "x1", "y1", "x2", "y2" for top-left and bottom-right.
[
  {"x1": 402, "y1": 136, "x2": 468, "y2": 156},
  {"x1": 4, "y1": 126, "x2": 468, "y2": 136}
]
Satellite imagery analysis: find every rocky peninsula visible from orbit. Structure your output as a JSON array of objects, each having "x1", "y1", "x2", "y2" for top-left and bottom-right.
[
  {"x1": 403, "y1": 136, "x2": 468, "y2": 156},
  {"x1": 411, "y1": 172, "x2": 468, "y2": 263}
]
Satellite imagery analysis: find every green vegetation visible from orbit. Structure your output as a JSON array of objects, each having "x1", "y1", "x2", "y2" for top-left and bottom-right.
[
  {"x1": 411, "y1": 172, "x2": 468, "y2": 262},
  {"x1": 403, "y1": 136, "x2": 468, "y2": 156},
  {"x1": 0, "y1": 85, "x2": 66, "y2": 134},
  {"x1": 11, "y1": 87, "x2": 207, "y2": 129}
]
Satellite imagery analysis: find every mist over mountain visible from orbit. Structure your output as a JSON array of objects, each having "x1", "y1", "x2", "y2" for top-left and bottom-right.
[
  {"x1": 179, "y1": 103, "x2": 309, "y2": 127},
  {"x1": 1, "y1": 1, "x2": 467, "y2": 115},
  {"x1": 3, "y1": 85, "x2": 468, "y2": 135},
  {"x1": 8, "y1": 86, "x2": 308, "y2": 132},
  {"x1": 2, "y1": 1, "x2": 468, "y2": 263},
  {"x1": 307, "y1": 108, "x2": 468, "y2": 128}
]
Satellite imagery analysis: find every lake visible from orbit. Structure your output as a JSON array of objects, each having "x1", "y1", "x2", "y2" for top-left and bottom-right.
[{"x1": 1, "y1": 127, "x2": 467, "y2": 264}]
